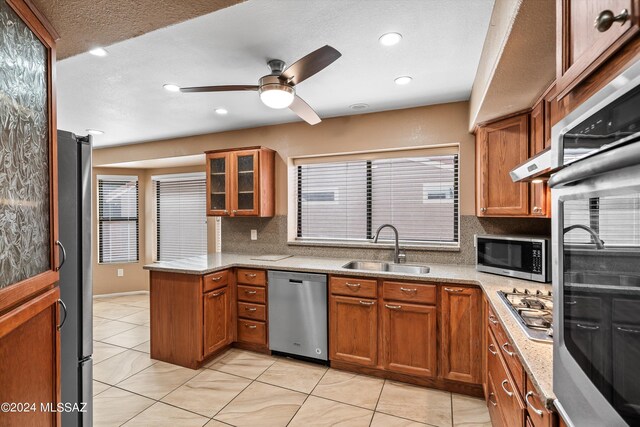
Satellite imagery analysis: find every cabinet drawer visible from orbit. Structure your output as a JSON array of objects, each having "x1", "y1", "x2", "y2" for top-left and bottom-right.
[
  {"x1": 488, "y1": 305, "x2": 525, "y2": 394},
  {"x1": 330, "y1": 277, "x2": 377, "y2": 298},
  {"x1": 237, "y1": 319, "x2": 266, "y2": 345},
  {"x1": 525, "y1": 376, "x2": 553, "y2": 427},
  {"x1": 238, "y1": 285, "x2": 266, "y2": 304},
  {"x1": 382, "y1": 281, "x2": 436, "y2": 304},
  {"x1": 237, "y1": 269, "x2": 266, "y2": 286},
  {"x1": 488, "y1": 331, "x2": 525, "y2": 427},
  {"x1": 203, "y1": 270, "x2": 229, "y2": 293},
  {"x1": 238, "y1": 302, "x2": 266, "y2": 321}
]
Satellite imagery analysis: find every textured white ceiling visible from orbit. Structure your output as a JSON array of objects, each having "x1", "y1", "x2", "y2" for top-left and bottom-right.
[{"x1": 57, "y1": 0, "x2": 494, "y2": 147}]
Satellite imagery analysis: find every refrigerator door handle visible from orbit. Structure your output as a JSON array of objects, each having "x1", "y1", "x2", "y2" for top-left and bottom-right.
[
  {"x1": 55, "y1": 240, "x2": 66, "y2": 271},
  {"x1": 57, "y1": 299, "x2": 68, "y2": 330}
]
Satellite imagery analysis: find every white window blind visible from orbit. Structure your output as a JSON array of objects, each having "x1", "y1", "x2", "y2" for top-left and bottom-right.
[
  {"x1": 98, "y1": 176, "x2": 139, "y2": 263},
  {"x1": 155, "y1": 174, "x2": 207, "y2": 261},
  {"x1": 295, "y1": 151, "x2": 459, "y2": 245}
]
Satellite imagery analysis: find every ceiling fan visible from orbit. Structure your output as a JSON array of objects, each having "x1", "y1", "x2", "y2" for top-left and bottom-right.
[{"x1": 178, "y1": 45, "x2": 341, "y2": 125}]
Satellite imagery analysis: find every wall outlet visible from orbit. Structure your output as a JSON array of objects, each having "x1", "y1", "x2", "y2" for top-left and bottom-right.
[
  {"x1": 117, "y1": 269, "x2": 124, "y2": 277},
  {"x1": 251, "y1": 229, "x2": 258, "y2": 240}
]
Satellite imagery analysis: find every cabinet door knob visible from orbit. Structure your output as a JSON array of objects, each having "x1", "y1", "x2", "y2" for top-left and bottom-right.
[
  {"x1": 480, "y1": 207, "x2": 487, "y2": 213},
  {"x1": 594, "y1": 9, "x2": 629, "y2": 32},
  {"x1": 232, "y1": 209, "x2": 237, "y2": 214}
]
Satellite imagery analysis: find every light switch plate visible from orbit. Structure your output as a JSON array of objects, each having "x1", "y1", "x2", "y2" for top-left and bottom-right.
[
  {"x1": 251, "y1": 229, "x2": 258, "y2": 240},
  {"x1": 117, "y1": 269, "x2": 124, "y2": 277}
]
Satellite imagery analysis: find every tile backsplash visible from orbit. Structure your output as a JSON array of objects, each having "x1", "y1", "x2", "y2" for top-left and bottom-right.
[{"x1": 221, "y1": 215, "x2": 551, "y2": 265}]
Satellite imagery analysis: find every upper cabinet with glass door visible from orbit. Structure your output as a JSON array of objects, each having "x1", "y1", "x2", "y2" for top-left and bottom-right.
[{"x1": 205, "y1": 147, "x2": 275, "y2": 217}]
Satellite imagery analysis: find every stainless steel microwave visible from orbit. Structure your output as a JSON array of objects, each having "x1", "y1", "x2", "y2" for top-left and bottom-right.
[{"x1": 475, "y1": 235, "x2": 551, "y2": 283}]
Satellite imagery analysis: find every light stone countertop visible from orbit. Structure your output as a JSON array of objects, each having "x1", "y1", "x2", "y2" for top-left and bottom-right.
[{"x1": 144, "y1": 253, "x2": 555, "y2": 407}]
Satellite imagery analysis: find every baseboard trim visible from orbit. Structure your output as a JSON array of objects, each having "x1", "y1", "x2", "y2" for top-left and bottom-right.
[{"x1": 93, "y1": 290, "x2": 149, "y2": 299}]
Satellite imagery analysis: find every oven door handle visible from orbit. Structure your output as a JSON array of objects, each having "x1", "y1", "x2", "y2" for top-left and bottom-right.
[{"x1": 549, "y1": 135, "x2": 640, "y2": 188}]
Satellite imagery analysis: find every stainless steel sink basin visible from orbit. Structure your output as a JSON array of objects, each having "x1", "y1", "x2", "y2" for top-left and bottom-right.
[{"x1": 342, "y1": 261, "x2": 430, "y2": 275}]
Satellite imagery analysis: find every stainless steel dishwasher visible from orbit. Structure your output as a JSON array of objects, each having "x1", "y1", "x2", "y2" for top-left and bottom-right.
[{"x1": 268, "y1": 270, "x2": 328, "y2": 361}]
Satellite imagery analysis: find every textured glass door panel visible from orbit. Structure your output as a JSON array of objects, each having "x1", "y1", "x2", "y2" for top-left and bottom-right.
[
  {"x1": 235, "y1": 154, "x2": 255, "y2": 212},
  {"x1": 0, "y1": 2, "x2": 51, "y2": 289},
  {"x1": 209, "y1": 156, "x2": 226, "y2": 211}
]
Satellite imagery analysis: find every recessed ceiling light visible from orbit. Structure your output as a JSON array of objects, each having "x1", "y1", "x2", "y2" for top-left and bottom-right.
[
  {"x1": 86, "y1": 129, "x2": 104, "y2": 135},
  {"x1": 379, "y1": 32, "x2": 402, "y2": 46},
  {"x1": 394, "y1": 76, "x2": 413, "y2": 85},
  {"x1": 163, "y1": 84, "x2": 181, "y2": 92},
  {"x1": 215, "y1": 108, "x2": 228, "y2": 115},
  {"x1": 89, "y1": 47, "x2": 108, "y2": 57},
  {"x1": 349, "y1": 103, "x2": 369, "y2": 111}
]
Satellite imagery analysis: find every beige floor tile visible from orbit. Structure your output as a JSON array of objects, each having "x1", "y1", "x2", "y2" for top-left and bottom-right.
[
  {"x1": 102, "y1": 325, "x2": 150, "y2": 348},
  {"x1": 117, "y1": 361, "x2": 200, "y2": 399},
  {"x1": 93, "y1": 302, "x2": 146, "y2": 320},
  {"x1": 93, "y1": 341, "x2": 127, "y2": 363},
  {"x1": 93, "y1": 349, "x2": 156, "y2": 385},
  {"x1": 122, "y1": 402, "x2": 209, "y2": 427},
  {"x1": 99, "y1": 293, "x2": 148, "y2": 306},
  {"x1": 289, "y1": 396, "x2": 373, "y2": 427},
  {"x1": 214, "y1": 381, "x2": 306, "y2": 427},
  {"x1": 125, "y1": 299, "x2": 150, "y2": 309},
  {"x1": 92, "y1": 380, "x2": 110, "y2": 396},
  {"x1": 452, "y1": 394, "x2": 492, "y2": 427},
  {"x1": 93, "y1": 387, "x2": 154, "y2": 427},
  {"x1": 118, "y1": 309, "x2": 150, "y2": 325},
  {"x1": 133, "y1": 340, "x2": 150, "y2": 353},
  {"x1": 311, "y1": 369, "x2": 383, "y2": 410},
  {"x1": 256, "y1": 358, "x2": 327, "y2": 393},
  {"x1": 203, "y1": 348, "x2": 235, "y2": 368},
  {"x1": 209, "y1": 349, "x2": 276, "y2": 380},
  {"x1": 370, "y1": 412, "x2": 428, "y2": 427},
  {"x1": 162, "y1": 369, "x2": 251, "y2": 417},
  {"x1": 204, "y1": 421, "x2": 232, "y2": 427},
  {"x1": 377, "y1": 381, "x2": 453, "y2": 427},
  {"x1": 93, "y1": 319, "x2": 138, "y2": 341}
]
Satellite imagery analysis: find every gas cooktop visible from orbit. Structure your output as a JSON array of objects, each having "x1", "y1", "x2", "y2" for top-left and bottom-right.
[{"x1": 497, "y1": 288, "x2": 553, "y2": 343}]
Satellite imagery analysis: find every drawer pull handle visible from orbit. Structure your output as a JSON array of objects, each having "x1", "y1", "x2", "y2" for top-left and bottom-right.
[
  {"x1": 346, "y1": 283, "x2": 361, "y2": 288},
  {"x1": 57, "y1": 299, "x2": 68, "y2": 331},
  {"x1": 209, "y1": 290, "x2": 226, "y2": 298},
  {"x1": 488, "y1": 393, "x2": 497, "y2": 407},
  {"x1": 245, "y1": 307, "x2": 257, "y2": 312},
  {"x1": 488, "y1": 344, "x2": 498, "y2": 355},
  {"x1": 502, "y1": 342, "x2": 515, "y2": 357},
  {"x1": 211, "y1": 276, "x2": 223, "y2": 282},
  {"x1": 244, "y1": 290, "x2": 257, "y2": 295},
  {"x1": 576, "y1": 323, "x2": 600, "y2": 331},
  {"x1": 525, "y1": 391, "x2": 543, "y2": 416},
  {"x1": 359, "y1": 300, "x2": 375, "y2": 306},
  {"x1": 594, "y1": 9, "x2": 629, "y2": 32},
  {"x1": 501, "y1": 379, "x2": 513, "y2": 397},
  {"x1": 488, "y1": 315, "x2": 499, "y2": 325},
  {"x1": 245, "y1": 273, "x2": 258, "y2": 278},
  {"x1": 565, "y1": 300, "x2": 577, "y2": 305},
  {"x1": 245, "y1": 324, "x2": 257, "y2": 329},
  {"x1": 400, "y1": 287, "x2": 417, "y2": 293},
  {"x1": 444, "y1": 287, "x2": 464, "y2": 293},
  {"x1": 385, "y1": 304, "x2": 402, "y2": 310},
  {"x1": 616, "y1": 326, "x2": 640, "y2": 334}
]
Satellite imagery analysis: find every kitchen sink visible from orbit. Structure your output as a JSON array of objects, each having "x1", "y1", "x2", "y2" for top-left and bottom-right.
[{"x1": 342, "y1": 261, "x2": 430, "y2": 275}]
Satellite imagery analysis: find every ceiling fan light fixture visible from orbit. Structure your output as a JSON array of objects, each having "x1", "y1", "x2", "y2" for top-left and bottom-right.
[
  {"x1": 163, "y1": 84, "x2": 181, "y2": 92},
  {"x1": 259, "y1": 84, "x2": 295, "y2": 109}
]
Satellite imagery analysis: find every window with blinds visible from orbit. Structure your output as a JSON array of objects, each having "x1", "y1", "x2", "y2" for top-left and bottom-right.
[
  {"x1": 98, "y1": 176, "x2": 139, "y2": 263},
  {"x1": 295, "y1": 150, "x2": 459, "y2": 245},
  {"x1": 154, "y1": 174, "x2": 207, "y2": 261}
]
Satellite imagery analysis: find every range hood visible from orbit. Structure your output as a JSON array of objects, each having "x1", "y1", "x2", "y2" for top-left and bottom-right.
[{"x1": 510, "y1": 147, "x2": 557, "y2": 182}]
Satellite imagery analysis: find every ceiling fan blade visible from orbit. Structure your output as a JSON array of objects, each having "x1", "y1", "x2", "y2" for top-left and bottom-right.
[
  {"x1": 280, "y1": 45, "x2": 341, "y2": 86},
  {"x1": 179, "y1": 85, "x2": 259, "y2": 93},
  {"x1": 289, "y1": 95, "x2": 321, "y2": 125}
]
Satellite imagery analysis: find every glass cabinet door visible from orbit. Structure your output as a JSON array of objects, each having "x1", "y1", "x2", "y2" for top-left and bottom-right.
[
  {"x1": 207, "y1": 153, "x2": 229, "y2": 215},
  {"x1": 232, "y1": 150, "x2": 259, "y2": 216}
]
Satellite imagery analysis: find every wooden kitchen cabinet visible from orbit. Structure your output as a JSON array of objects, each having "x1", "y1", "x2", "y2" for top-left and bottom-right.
[
  {"x1": 0, "y1": 288, "x2": 61, "y2": 427},
  {"x1": 441, "y1": 286, "x2": 482, "y2": 383},
  {"x1": 329, "y1": 294, "x2": 378, "y2": 366},
  {"x1": 205, "y1": 147, "x2": 275, "y2": 217},
  {"x1": 235, "y1": 268, "x2": 269, "y2": 351},
  {"x1": 476, "y1": 114, "x2": 530, "y2": 217},
  {"x1": 556, "y1": 0, "x2": 639, "y2": 98},
  {"x1": 381, "y1": 301, "x2": 437, "y2": 377},
  {"x1": 204, "y1": 287, "x2": 231, "y2": 356}
]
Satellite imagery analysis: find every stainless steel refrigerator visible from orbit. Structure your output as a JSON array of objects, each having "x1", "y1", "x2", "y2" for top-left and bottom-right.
[{"x1": 58, "y1": 130, "x2": 93, "y2": 427}]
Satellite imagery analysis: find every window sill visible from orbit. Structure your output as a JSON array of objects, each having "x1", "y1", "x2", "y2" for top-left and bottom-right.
[{"x1": 287, "y1": 240, "x2": 460, "y2": 252}]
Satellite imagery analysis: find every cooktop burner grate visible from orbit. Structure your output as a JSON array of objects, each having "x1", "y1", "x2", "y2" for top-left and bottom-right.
[{"x1": 497, "y1": 288, "x2": 553, "y2": 343}]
